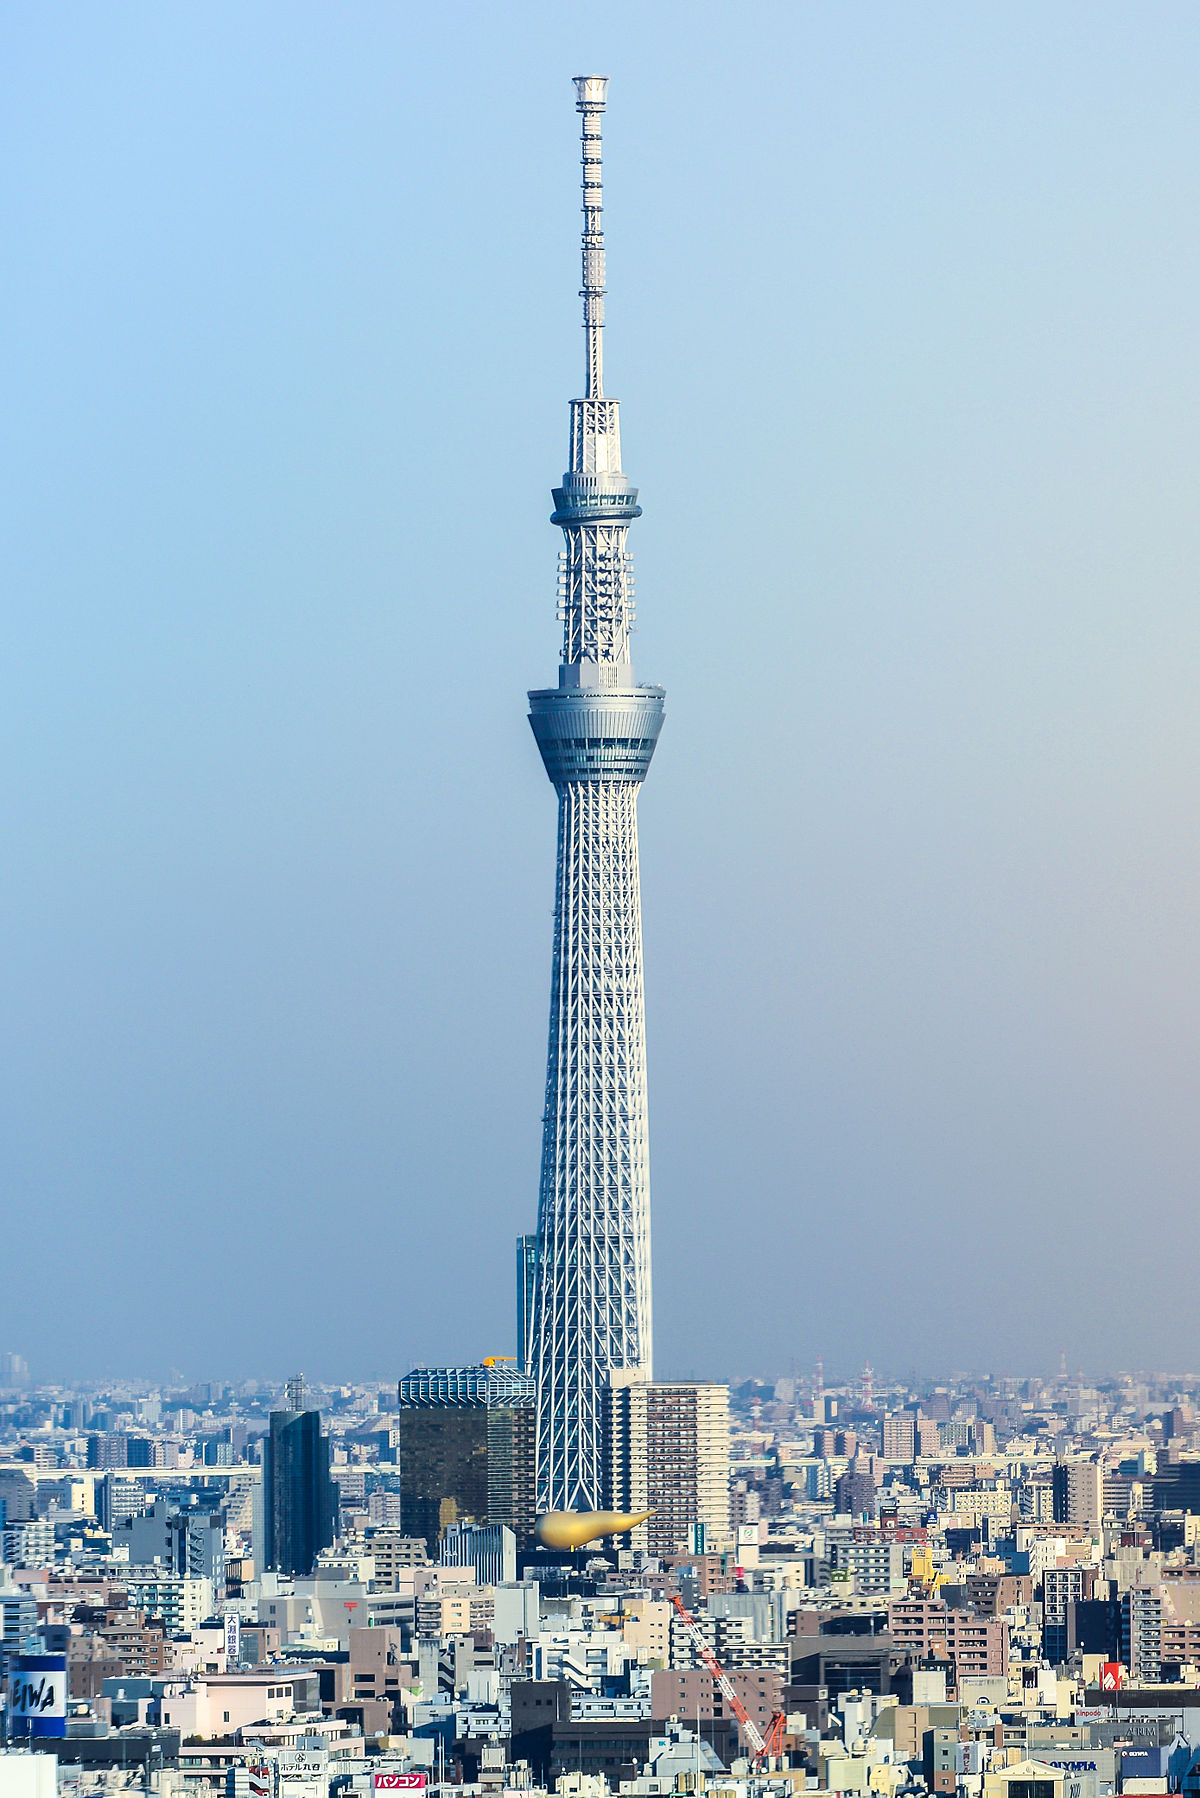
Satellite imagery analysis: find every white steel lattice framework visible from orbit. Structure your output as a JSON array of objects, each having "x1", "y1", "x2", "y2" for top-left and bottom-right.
[{"x1": 526, "y1": 77, "x2": 664, "y2": 1514}]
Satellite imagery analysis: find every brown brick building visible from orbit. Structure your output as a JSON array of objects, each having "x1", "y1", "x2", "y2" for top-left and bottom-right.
[{"x1": 888, "y1": 1598, "x2": 1007, "y2": 1678}]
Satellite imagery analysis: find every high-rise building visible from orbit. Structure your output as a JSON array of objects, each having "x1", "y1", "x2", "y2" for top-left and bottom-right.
[
  {"x1": 603, "y1": 1381, "x2": 731, "y2": 1556},
  {"x1": 1052, "y1": 1458, "x2": 1103, "y2": 1529},
  {"x1": 881, "y1": 1414, "x2": 917, "y2": 1462},
  {"x1": 834, "y1": 1462, "x2": 877, "y2": 1521},
  {"x1": 263, "y1": 1379, "x2": 336, "y2": 1578},
  {"x1": 526, "y1": 76, "x2": 664, "y2": 1515},
  {"x1": 397, "y1": 1365, "x2": 536, "y2": 1551}
]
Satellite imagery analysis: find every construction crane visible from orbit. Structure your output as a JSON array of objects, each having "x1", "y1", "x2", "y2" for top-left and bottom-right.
[{"x1": 669, "y1": 1593, "x2": 785, "y2": 1772}]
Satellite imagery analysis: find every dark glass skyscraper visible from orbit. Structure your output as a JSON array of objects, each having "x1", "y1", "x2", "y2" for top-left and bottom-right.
[
  {"x1": 397, "y1": 1364, "x2": 537, "y2": 1551},
  {"x1": 263, "y1": 1379, "x2": 336, "y2": 1577}
]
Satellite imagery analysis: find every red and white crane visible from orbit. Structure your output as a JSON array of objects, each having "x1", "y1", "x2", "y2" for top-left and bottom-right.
[{"x1": 669, "y1": 1593, "x2": 786, "y2": 1771}]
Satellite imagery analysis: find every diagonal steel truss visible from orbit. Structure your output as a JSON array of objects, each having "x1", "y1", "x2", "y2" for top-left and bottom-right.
[{"x1": 534, "y1": 781, "x2": 654, "y2": 1511}]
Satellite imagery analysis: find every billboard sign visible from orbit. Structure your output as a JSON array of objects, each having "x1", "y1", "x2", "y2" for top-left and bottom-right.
[
  {"x1": 224, "y1": 1611, "x2": 241, "y2": 1667},
  {"x1": 9, "y1": 1656, "x2": 67, "y2": 1738},
  {"x1": 373, "y1": 1778, "x2": 427, "y2": 1791},
  {"x1": 1100, "y1": 1663, "x2": 1123, "y2": 1692}
]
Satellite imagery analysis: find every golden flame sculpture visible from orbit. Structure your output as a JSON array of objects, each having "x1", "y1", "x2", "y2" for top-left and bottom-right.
[{"x1": 534, "y1": 1509, "x2": 652, "y2": 1551}]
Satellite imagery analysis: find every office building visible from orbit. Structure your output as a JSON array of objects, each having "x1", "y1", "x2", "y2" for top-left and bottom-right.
[
  {"x1": 96, "y1": 1475, "x2": 147, "y2": 1532},
  {"x1": 525, "y1": 77, "x2": 664, "y2": 1513},
  {"x1": 397, "y1": 1364, "x2": 536, "y2": 1550},
  {"x1": 114, "y1": 1500, "x2": 224, "y2": 1588},
  {"x1": 441, "y1": 1521, "x2": 517, "y2": 1585},
  {"x1": 604, "y1": 1380, "x2": 730, "y2": 1556},
  {"x1": 263, "y1": 1378, "x2": 336, "y2": 1578}
]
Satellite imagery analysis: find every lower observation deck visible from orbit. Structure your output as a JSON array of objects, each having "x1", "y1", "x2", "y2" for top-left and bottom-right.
[{"x1": 528, "y1": 683, "x2": 665, "y2": 786}]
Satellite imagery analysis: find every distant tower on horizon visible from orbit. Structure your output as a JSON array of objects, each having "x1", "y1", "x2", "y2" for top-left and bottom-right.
[{"x1": 525, "y1": 77, "x2": 664, "y2": 1514}]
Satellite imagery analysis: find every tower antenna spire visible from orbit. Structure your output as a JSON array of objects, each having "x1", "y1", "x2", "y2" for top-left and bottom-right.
[{"x1": 574, "y1": 75, "x2": 608, "y2": 400}]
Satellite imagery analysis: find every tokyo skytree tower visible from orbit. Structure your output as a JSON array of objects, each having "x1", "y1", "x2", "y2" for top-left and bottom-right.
[{"x1": 527, "y1": 77, "x2": 664, "y2": 1514}]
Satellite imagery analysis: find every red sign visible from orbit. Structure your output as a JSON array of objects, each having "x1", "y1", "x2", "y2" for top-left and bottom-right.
[
  {"x1": 1100, "y1": 1663, "x2": 1123, "y2": 1692},
  {"x1": 373, "y1": 1779, "x2": 426, "y2": 1791}
]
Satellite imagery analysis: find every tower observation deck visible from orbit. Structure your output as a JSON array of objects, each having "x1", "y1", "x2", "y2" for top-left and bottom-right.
[{"x1": 527, "y1": 77, "x2": 664, "y2": 1515}]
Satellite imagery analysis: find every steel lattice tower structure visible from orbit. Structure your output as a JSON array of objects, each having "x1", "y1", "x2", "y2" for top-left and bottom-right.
[{"x1": 526, "y1": 76, "x2": 664, "y2": 1515}]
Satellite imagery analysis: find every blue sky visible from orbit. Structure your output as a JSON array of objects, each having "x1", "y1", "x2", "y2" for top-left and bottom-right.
[{"x1": 3, "y1": 2, "x2": 1200, "y2": 1382}]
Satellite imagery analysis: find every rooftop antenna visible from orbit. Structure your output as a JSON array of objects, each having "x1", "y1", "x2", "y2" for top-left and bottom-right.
[{"x1": 574, "y1": 75, "x2": 608, "y2": 401}]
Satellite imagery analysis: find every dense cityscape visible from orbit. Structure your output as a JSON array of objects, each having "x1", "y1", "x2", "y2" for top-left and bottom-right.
[
  {"x1": 4, "y1": 31, "x2": 1197, "y2": 1798},
  {"x1": 7, "y1": 1358, "x2": 1200, "y2": 1798}
]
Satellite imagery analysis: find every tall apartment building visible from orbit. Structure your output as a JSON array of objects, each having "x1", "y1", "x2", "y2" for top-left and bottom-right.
[
  {"x1": 913, "y1": 1420, "x2": 938, "y2": 1457},
  {"x1": 882, "y1": 1415, "x2": 916, "y2": 1461},
  {"x1": 121, "y1": 1572, "x2": 213, "y2": 1634},
  {"x1": 834, "y1": 1463, "x2": 877, "y2": 1520},
  {"x1": 96, "y1": 1475, "x2": 148, "y2": 1532},
  {"x1": 1122, "y1": 1584, "x2": 1163, "y2": 1684},
  {"x1": 1042, "y1": 1565, "x2": 1096, "y2": 1664},
  {"x1": 887, "y1": 1597, "x2": 1008, "y2": 1678},
  {"x1": 0, "y1": 1585, "x2": 39, "y2": 1655},
  {"x1": 367, "y1": 1530, "x2": 427, "y2": 1592},
  {"x1": 1019, "y1": 1474, "x2": 1056, "y2": 1523},
  {"x1": 1052, "y1": 1460, "x2": 1103, "y2": 1530},
  {"x1": 603, "y1": 1380, "x2": 731, "y2": 1556},
  {"x1": 828, "y1": 1539, "x2": 906, "y2": 1593},
  {"x1": 397, "y1": 1365, "x2": 536, "y2": 1551},
  {"x1": 368, "y1": 1490, "x2": 402, "y2": 1527},
  {"x1": 2, "y1": 1520, "x2": 54, "y2": 1566}
]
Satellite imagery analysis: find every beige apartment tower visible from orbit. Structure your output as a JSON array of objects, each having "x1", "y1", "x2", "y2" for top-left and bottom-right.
[
  {"x1": 604, "y1": 1380, "x2": 731, "y2": 1556},
  {"x1": 1053, "y1": 1458, "x2": 1103, "y2": 1530}
]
